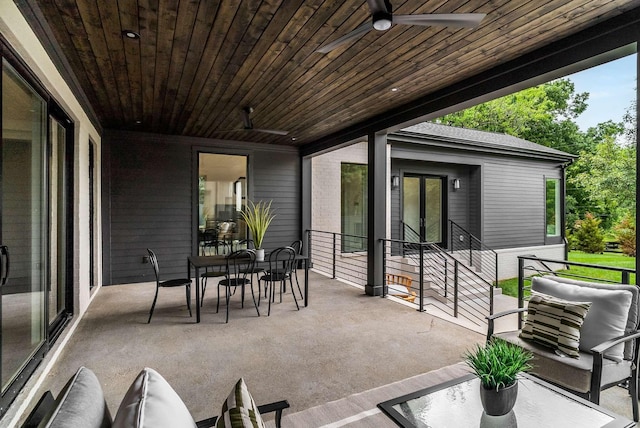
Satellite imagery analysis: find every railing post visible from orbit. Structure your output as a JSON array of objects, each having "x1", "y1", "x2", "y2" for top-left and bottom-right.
[
  {"x1": 454, "y1": 260, "x2": 459, "y2": 318},
  {"x1": 622, "y1": 271, "x2": 630, "y2": 284},
  {"x1": 469, "y1": 236, "x2": 473, "y2": 267},
  {"x1": 444, "y1": 259, "x2": 448, "y2": 298},
  {"x1": 332, "y1": 233, "x2": 336, "y2": 279},
  {"x1": 494, "y1": 252, "x2": 499, "y2": 288},
  {"x1": 419, "y1": 243, "x2": 425, "y2": 312},
  {"x1": 382, "y1": 239, "x2": 387, "y2": 297},
  {"x1": 450, "y1": 221, "x2": 453, "y2": 254},
  {"x1": 518, "y1": 257, "x2": 524, "y2": 330},
  {"x1": 306, "y1": 230, "x2": 312, "y2": 268}
]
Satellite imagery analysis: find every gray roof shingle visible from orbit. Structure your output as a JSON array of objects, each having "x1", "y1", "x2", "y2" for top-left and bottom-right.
[{"x1": 395, "y1": 122, "x2": 575, "y2": 159}]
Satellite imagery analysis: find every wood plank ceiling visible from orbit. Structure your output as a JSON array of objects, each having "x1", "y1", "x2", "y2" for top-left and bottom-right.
[{"x1": 30, "y1": 0, "x2": 640, "y2": 146}]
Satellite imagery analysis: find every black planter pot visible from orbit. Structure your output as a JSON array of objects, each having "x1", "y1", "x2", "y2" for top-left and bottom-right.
[{"x1": 479, "y1": 381, "x2": 518, "y2": 416}]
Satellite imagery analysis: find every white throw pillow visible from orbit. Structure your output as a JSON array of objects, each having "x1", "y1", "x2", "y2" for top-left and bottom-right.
[{"x1": 113, "y1": 368, "x2": 196, "y2": 428}]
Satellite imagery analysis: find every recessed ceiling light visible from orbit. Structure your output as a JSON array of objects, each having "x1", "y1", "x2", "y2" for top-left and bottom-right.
[
  {"x1": 135, "y1": 120, "x2": 142, "y2": 124},
  {"x1": 390, "y1": 87, "x2": 399, "y2": 92},
  {"x1": 122, "y1": 30, "x2": 140, "y2": 40},
  {"x1": 291, "y1": 137, "x2": 297, "y2": 141}
]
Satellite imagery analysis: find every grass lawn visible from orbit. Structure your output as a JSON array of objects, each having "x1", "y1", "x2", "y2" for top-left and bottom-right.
[{"x1": 498, "y1": 251, "x2": 636, "y2": 298}]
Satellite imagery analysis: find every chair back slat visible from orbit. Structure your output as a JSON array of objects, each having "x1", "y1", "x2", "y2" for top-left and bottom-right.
[
  {"x1": 267, "y1": 247, "x2": 296, "y2": 279},
  {"x1": 226, "y1": 250, "x2": 256, "y2": 283},
  {"x1": 147, "y1": 249, "x2": 160, "y2": 282}
]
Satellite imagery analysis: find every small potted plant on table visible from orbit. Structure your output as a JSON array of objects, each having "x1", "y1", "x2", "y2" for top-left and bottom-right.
[
  {"x1": 240, "y1": 200, "x2": 275, "y2": 261},
  {"x1": 464, "y1": 340, "x2": 533, "y2": 416}
]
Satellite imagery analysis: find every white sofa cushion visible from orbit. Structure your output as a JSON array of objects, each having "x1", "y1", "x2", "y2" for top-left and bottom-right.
[
  {"x1": 532, "y1": 276, "x2": 633, "y2": 362},
  {"x1": 113, "y1": 368, "x2": 196, "y2": 428},
  {"x1": 44, "y1": 366, "x2": 112, "y2": 428},
  {"x1": 551, "y1": 276, "x2": 639, "y2": 360}
]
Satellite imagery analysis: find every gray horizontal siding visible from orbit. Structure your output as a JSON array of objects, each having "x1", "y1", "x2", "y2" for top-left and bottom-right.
[
  {"x1": 482, "y1": 160, "x2": 562, "y2": 249},
  {"x1": 103, "y1": 130, "x2": 301, "y2": 285}
]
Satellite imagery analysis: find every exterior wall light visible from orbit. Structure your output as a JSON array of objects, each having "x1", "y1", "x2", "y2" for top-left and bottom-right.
[
  {"x1": 453, "y1": 178, "x2": 461, "y2": 190},
  {"x1": 391, "y1": 175, "x2": 400, "y2": 189}
]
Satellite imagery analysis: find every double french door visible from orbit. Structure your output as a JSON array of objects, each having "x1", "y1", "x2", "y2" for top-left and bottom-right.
[{"x1": 402, "y1": 175, "x2": 445, "y2": 246}]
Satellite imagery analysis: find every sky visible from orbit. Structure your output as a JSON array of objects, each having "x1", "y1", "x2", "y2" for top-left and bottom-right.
[{"x1": 564, "y1": 54, "x2": 637, "y2": 131}]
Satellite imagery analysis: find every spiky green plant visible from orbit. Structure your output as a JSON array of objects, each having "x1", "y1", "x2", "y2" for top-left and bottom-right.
[
  {"x1": 464, "y1": 340, "x2": 533, "y2": 391},
  {"x1": 240, "y1": 200, "x2": 276, "y2": 249}
]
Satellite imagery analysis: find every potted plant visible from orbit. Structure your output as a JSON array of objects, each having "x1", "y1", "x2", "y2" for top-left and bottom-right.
[
  {"x1": 464, "y1": 340, "x2": 533, "y2": 416},
  {"x1": 240, "y1": 200, "x2": 276, "y2": 261}
]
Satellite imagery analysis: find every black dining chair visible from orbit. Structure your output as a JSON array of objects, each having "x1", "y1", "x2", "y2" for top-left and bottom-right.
[
  {"x1": 199, "y1": 238, "x2": 226, "y2": 306},
  {"x1": 258, "y1": 246, "x2": 299, "y2": 316},
  {"x1": 289, "y1": 240, "x2": 304, "y2": 300},
  {"x1": 217, "y1": 249, "x2": 260, "y2": 323},
  {"x1": 146, "y1": 249, "x2": 192, "y2": 323}
]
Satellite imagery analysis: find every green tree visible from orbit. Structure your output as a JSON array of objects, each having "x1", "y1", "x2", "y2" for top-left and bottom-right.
[
  {"x1": 570, "y1": 135, "x2": 636, "y2": 227},
  {"x1": 437, "y1": 79, "x2": 593, "y2": 155},
  {"x1": 573, "y1": 212, "x2": 605, "y2": 254}
]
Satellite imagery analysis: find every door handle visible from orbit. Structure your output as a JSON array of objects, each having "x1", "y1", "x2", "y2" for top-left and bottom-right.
[{"x1": 0, "y1": 245, "x2": 9, "y2": 286}]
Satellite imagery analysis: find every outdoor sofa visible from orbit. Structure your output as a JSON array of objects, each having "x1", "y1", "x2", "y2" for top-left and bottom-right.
[
  {"x1": 486, "y1": 275, "x2": 640, "y2": 421},
  {"x1": 22, "y1": 366, "x2": 288, "y2": 428}
]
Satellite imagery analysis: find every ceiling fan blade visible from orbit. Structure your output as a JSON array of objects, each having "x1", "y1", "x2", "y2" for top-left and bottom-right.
[
  {"x1": 316, "y1": 22, "x2": 373, "y2": 53},
  {"x1": 394, "y1": 13, "x2": 486, "y2": 28},
  {"x1": 250, "y1": 128, "x2": 289, "y2": 136}
]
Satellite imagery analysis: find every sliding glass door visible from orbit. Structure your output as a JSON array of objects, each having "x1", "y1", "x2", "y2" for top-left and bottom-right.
[
  {"x1": 1, "y1": 59, "x2": 47, "y2": 396},
  {"x1": 0, "y1": 56, "x2": 73, "y2": 416}
]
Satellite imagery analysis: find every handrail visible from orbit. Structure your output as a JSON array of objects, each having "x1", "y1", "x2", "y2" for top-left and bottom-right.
[
  {"x1": 383, "y1": 237, "x2": 495, "y2": 319},
  {"x1": 306, "y1": 228, "x2": 496, "y2": 327},
  {"x1": 449, "y1": 220, "x2": 498, "y2": 286},
  {"x1": 517, "y1": 255, "x2": 637, "y2": 328}
]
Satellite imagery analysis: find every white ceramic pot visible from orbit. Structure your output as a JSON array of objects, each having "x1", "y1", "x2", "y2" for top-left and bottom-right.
[{"x1": 255, "y1": 248, "x2": 265, "y2": 262}]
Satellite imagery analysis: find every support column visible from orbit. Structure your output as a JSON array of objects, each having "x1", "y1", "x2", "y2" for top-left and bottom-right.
[
  {"x1": 301, "y1": 156, "x2": 312, "y2": 258},
  {"x1": 366, "y1": 132, "x2": 387, "y2": 296}
]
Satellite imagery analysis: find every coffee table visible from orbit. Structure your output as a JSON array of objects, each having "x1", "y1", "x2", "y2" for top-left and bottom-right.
[{"x1": 378, "y1": 373, "x2": 634, "y2": 428}]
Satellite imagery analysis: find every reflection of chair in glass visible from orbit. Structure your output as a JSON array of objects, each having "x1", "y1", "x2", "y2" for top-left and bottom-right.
[
  {"x1": 384, "y1": 273, "x2": 416, "y2": 303},
  {"x1": 259, "y1": 247, "x2": 299, "y2": 316},
  {"x1": 289, "y1": 240, "x2": 304, "y2": 300},
  {"x1": 146, "y1": 249, "x2": 192, "y2": 323},
  {"x1": 216, "y1": 250, "x2": 260, "y2": 323},
  {"x1": 201, "y1": 228, "x2": 228, "y2": 255},
  {"x1": 217, "y1": 221, "x2": 235, "y2": 254}
]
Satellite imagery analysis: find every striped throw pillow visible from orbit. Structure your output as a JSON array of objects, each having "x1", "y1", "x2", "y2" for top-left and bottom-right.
[
  {"x1": 216, "y1": 378, "x2": 265, "y2": 428},
  {"x1": 520, "y1": 293, "x2": 591, "y2": 358}
]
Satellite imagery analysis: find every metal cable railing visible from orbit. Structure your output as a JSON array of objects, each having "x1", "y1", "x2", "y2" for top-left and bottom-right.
[
  {"x1": 383, "y1": 238, "x2": 494, "y2": 327},
  {"x1": 307, "y1": 229, "x2": 368, "y2": 288},
  {"x1": 449, "y1": 220, "x2": 498, "y2": 286},
  {"x1": 516, "y1": 255, "x2": 637, "y2": 329},
  {"x1": 307, "y1": 228, "x2": 495, "y2": 329}
]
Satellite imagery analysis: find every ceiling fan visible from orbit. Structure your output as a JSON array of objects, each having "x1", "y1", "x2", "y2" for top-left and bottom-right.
[
  {"x1": 238, "y1": 106, "x2": 289, "y2": 136},
  {"x1": 316, "y1": 0, "x2": 486, "y2": 54}
]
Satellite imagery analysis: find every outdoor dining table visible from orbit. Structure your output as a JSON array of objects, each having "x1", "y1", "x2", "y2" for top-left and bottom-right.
[{"x1": 187, "y1": 252, "x2": 309, "y2": 323}]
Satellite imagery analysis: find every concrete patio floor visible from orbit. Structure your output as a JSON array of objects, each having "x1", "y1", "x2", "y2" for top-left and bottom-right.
[{"x1": 9, "y1": 270, "x2": 637, "y2": 426}]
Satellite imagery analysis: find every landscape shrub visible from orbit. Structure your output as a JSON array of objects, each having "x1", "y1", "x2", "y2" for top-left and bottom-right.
[
  {"x1": 573, "y1": 212, "x2": 605, "y2": 254},
  {"x1": 614, "y1": 214, "x2": 636, "y2": 257}
]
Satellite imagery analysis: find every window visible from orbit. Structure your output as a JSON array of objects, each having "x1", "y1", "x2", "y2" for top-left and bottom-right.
[
  {"x1": 341, "y1": 163, "x2": 367, "y2": 252},
  {"x1": 197, "y1": 153, "x2": 247, "y2": 253},
  {"x1": 546, "y1": 178, "x2": 561, "y2": 237}
]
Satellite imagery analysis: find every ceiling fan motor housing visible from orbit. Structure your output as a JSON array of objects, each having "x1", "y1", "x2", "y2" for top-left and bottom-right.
[{"x1": 373, "y1": 11, "x2": 393, "y2": 31}]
